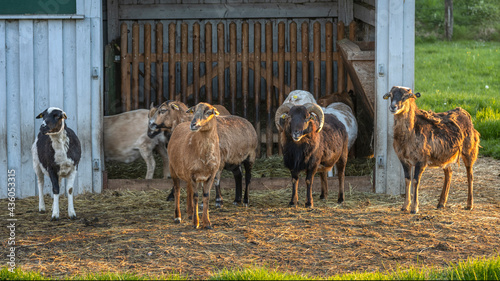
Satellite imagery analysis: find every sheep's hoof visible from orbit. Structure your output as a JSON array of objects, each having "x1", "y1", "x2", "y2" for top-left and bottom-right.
[
  {"x1": 69, "y1": 215, "x2": 77, "y2": 220},
  {"x1": 337, "y1": 199, "x2": 344, "y2": 204},
  {"x1": 288, "y1": 202, "x2": 297, "y2": 208},
  {"x1": 188, "y1": 215, "x2": 193, "y2": 220},
  {"x1": 204, "y1": 225, "x2": 213, "y2": 230},
  {"x1": 174, "y1": 218, "x2": 182, "y2": 224},
  {"x1": 215, "y1": 202, "x2": 223, "y2": 208},
  {"x1": 39, "y1": 210, "x2": 46, "y2": 214},
  {"x1": 233, "y1": 201, "x2": 241, "y2": 206},
  {"x1": 410, "y1": 210, "x2": 418, "y2": 214},
  {"x1": 193, "y1": 225, "x2": 200, "y2": 229},
  {"x1": 465, "y1": 205, "x2": 474, "y2": 211},
  {"x1": 436, "y1": 204, "x2": 445, "y2": 209},
  {"x1": 319, "y1": 195, "x2": 326, "y2": 200},
  {"x1": 166, "y1": 195, "x2": 175, "y2": 202},
  {"x1": 305, "y1": 202, "x2": 313, "y2": 208},
  {"x1": 51, "y1": 216, "x2": 59, "y2": 221}
]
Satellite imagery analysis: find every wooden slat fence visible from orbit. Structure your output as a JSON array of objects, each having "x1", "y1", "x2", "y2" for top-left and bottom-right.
[{"x1": 120, "y1": 20, "x2": 353, "y2": 157}]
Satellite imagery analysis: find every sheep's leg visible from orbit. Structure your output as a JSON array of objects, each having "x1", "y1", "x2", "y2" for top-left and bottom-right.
[
  {"x1": 35, "y1": 165, "x2": 46, "y2": 213},
  {"x1": 232, "y1": 165, "x2": 243, "y2": 205},
  {"x1": 401, "y1": 162, "x2": 412, "y2": 212},
  {"x1": 305, "y1": 170, "x2": 315, "y2": 208},
  {"x1": 156, "y1": 143, "x2": 170, "y2": 179},
  {"x1": 186, "y1": 181, "x2": 194, "y2": 220},
  {"x1": 66, "y1": 170, "x2": 77, "y2": 219},
  {"x1": 140, "y1": 147, "x2": 155, "y2": 180},
  {"x1": 411, "y1": 164, "x2": 426, "y2": 214},
  {"x1": 172, "y1": 176, "x2": 182, "y2": 224},
  {"x1": 289, "y1": 172, "x2": 300, "y2": 207},
  {"x1": 336, "y1": 156, "x2": 347, "y2": 204},
  {"x1": 48, "y1": 171, "x2": 60, "y2": 221},
  {"x1": 437, "y1": 167, "x2": 453, "y2": 209},
  {"x1": 243, "y1": 160, "x2": 252, "y2": 207},
  {"x1": 214, "y1": 171, "x2": 223, "y2": 208},
  {"x1": 202, "y1": 175, "x2": 216, "y2": 229},
  {"x1": 319, "y1": 171, "x2": 328, "y2": 200},
  {"x1": 192, "y1": 181, "x2": 200, "y2": 229},
  {"x1": 465, "y1": 164, "x2": 474, "y2": 210}
]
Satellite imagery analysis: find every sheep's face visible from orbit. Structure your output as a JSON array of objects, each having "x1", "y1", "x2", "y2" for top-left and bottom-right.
[
  {"x1": 36, "y1": 107, "x2": 67, "y2": 135},
  {"x1": 383, "y1": 86, "x2": 421, "y2": 115},
  {"x1": 147, "y1": 101, "x2": 187, "y2": 138},
  {"x1": 188, "y1": 103, "x2": 219, "y2": 132},
  {"x1": 287, "y1": 106, "x2": 317, "y2": 142}
]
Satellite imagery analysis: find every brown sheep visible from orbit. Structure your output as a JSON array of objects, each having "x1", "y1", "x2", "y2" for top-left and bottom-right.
[
  {"x1": 167, "y1": 102, "x2": 221, "y2": 229},
  {"x1": 384, "y1": 86, "x2": 480, "y2": 214}
]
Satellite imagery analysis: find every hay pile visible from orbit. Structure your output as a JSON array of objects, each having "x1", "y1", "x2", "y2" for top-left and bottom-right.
[{"x1": 3, "y1": 157, "x2": 499, "y2": 279}]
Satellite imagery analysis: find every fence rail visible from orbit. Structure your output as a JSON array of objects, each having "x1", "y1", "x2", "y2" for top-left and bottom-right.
[{"x1": 120, "y1": 20, "x2": 354, "y2": 156}]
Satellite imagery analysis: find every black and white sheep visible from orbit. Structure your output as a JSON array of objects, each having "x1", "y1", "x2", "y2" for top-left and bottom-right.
[
  {"x1": 275, "y1": 102, "x2": 349, "y2": 208},
  {"x1": 32, "y1": 107, "x2": 82, "y2": 220},
  {"x1": 384, "y1": 86, "x2": 480, "y2": 213}
]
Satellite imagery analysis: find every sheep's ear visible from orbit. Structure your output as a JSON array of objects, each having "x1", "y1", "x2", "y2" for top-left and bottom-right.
[
  {"x1": 171, "y1": 103, "x2": 180, "y2": 110},
  {"x1": 213, "y1": 108, "x2": 220, "y2": 116},
  {"x1": 36, "y1": 112, "x2": 44, "y2": 119},
  {"x1": 186, "y1": 106, "x2": 195, "y2": 114},
  {"x1": 414, "y1": 92, "x2": 421, "y2": 98},
  {"x1": 383, "y1": 93, "x2": 391, "y2": 100},
  {"x1": 62, "y1": 113, "x2": 67, "y2": 119},
  {"x1": 309, "y1": 114, "x2": 317, "y2": 121},
  {"x1": 150, "y1": 102, "x2": 155, "y2": 109}
]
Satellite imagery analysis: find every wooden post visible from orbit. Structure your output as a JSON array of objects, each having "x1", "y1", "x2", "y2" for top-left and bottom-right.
[
  {"x1": 347, "y1": 21, "x2": 356, "y2": 92},
  {"x1": 325, "y1": 22, "x2": 333, "y2": 95},
  {"x1": 290, "y1": 21, "x2": 297, "y2": 91},
  {"x1": 181, "y1": 23, "x2": 188, "y2": 104},
  {"x1": 217, "y1": 22, "x2": 225, "y2": 106},
  {"x1": 313, "y1": 21, "x2": 321, "y2": 100},
  {"x1": 242, "y1": 21, "x2": 249, "y2": 118},
  {"x1": 278, "y1": 22, "x2": 285, "y2": 155},
  {"x1": 265, "y1": 21, "x2": 273, "y2": 157},
  {"x1": 445, "y1": 0, "x2": 453, "y2": 41},
  {"x1": 230, "y1": 22, "x2": 237, "y2": 114},
  {"x1": 132, "y1": 23, "x2": 139, "y2": 110},
  {"x1": 254, "y1": 22, "x2": 262, "y2": 157},
  {"x1": 168, "y1": 23, "x2": 176, "y2": 101},
  {"x1": 205, "y1": 22, "x2": 213, "y2": 104},
  {"x1": 193, "y1": 23, "x2": 200, "y2": 105},
  {"x1": 144, "y1": 23, "x2": 151, "y2": 108},
  {"x1": 301, "y1": 22, "x2": 309, "y2": 91},
  {"x1": 337, "y1": 21, "x2": 345, "y2": 93},
  {"x1": 120, "y1": 23, "x2": 130, "y2": 112},
  {"x1": 155, "y1": 22, "x2": 163, "y2": 104}
]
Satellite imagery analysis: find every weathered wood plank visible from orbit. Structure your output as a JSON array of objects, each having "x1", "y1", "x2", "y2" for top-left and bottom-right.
[
  {"x1": 0, "y1": 20, "x2": 8, "y2": 199},
  {"x1": 338, "y1": 0, "x2": 353, "y2": 25},
  {"x1": 119, "y1": 3, "x2": 338, "y2": 20},
  {"x1": 106, "y1": 0, "x2": 119, "y2": 43},
  {"x1": 48, "y1": 20, "x2": 64, "y2": 109},
  {"x1": 6, "y1": 21, "x2": 22, "y2": 198},
  {"x1": 19, "y1": 20, "x2": 36, "y2": 198},
  {"x1": 76, "y1": 19, "x2": 94, "y2": 195},
  {"x1": 90, "y1": 10, "x2": 104, "y2": 194},
  {"x1": 354, "y1": 2, "x2": 375, "y2": 27}
]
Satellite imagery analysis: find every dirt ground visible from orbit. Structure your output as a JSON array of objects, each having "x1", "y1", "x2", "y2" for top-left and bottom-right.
[{"x1": 3, "y1": 156, "x2": 500, "y2": 279}]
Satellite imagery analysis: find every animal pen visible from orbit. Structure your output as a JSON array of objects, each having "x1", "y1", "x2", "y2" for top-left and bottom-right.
[{"x1": 111, "y1": 19, "x2": 375, "y2": 158}]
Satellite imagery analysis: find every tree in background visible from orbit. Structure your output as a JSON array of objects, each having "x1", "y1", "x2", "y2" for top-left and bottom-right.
[{"x1": 444, "y1": 0, "x2": 453, "y2": 40}]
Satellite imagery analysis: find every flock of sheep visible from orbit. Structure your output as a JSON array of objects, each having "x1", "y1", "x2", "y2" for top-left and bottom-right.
[{"x1": 32, "y1": 86, "x2": 480, "y2": 228}]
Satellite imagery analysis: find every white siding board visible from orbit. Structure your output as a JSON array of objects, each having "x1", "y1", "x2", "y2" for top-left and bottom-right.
[
  {"x1": 0, "y1": 20, "x2": 7, "y2": 199},
  {"x1": 33, "y1": 20, "x2": 53, "y2": 196},
  {"x1": 91, "y1": 11, "x2": 104, "y2": 193},
  {"x1": 63, "y1": 21, "x2": 79, "y2": 195},
  {"x1": 6, "y1": 21, "x2": 22, "y2": 198},
  {"x1": 76, "y1": 19, "x2": 93, "y2": 195},
  {"x1": 48, "y1": 20, "x2": 64, "y2": 110},
  {"x1": 19, "y1": 20, "x2": 36, "y2": 198},
  {"x1": 403, "y1": 1, "x2": 415, "y2": 89}
]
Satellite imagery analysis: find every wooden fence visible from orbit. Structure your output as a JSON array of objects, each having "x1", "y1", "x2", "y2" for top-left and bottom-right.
[{"x1": 119, "y1": 20, "x2": 356, "y2": 157}]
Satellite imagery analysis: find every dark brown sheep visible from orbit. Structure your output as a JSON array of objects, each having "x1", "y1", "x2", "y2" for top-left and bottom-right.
[
  {"x1": 384, "y1": 86, "x2": 480, "y2": 214},
  {"x1": 275, "y1": 102, "x2": 349, "y2": 208}
]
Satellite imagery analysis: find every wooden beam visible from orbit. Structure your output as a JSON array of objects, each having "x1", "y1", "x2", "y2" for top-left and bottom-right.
[
  {"x1": 119, "y1": 3, "x2": 338, "y2": 20},
  {"x1": 354, "y1": 2, "x2": 375, "y2": 26},
  {"x1": 338, "y1": 0, "x2": 353, "y2": 24}
]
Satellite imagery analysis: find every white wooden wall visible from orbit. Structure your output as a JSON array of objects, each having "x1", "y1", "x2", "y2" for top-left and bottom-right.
[
  {"x1": 374, "y1": 0, "x2": 415, "y2": 195},
  {"x1": 0, "y1": 0, "x2": 103, "y2": 199}
]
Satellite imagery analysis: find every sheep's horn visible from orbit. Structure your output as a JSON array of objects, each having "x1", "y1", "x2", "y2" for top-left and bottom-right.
[
  {"x1": 304, "y1": 103, "x2": 324, "y2": 133},
  {"x1": 275, "y1": 103, "x2": 294, "y2": 131}
]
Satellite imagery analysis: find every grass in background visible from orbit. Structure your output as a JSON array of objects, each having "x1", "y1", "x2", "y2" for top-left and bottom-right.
[
  {"x1": 415, "y1": 41, "x2": 500, "y2": 159},
  {"x1": 3, "y1": 255, "x2": 499, "y2": 280}
]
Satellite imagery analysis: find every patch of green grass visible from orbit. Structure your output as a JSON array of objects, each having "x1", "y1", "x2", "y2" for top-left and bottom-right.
[
  {"x1": 3, "y1": 255, "x2": 500, "y2": 280},
  {"x1": 415, "y1": 41, "x2": 500, "y2": 159},
  {"x1": 0, "y1": 267, "x2": 187, "y2": 281}
]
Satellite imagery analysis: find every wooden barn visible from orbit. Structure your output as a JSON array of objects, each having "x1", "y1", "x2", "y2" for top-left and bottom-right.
[{"x1": 1, "y1": 0, "x2": 414, "y2": 199}]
